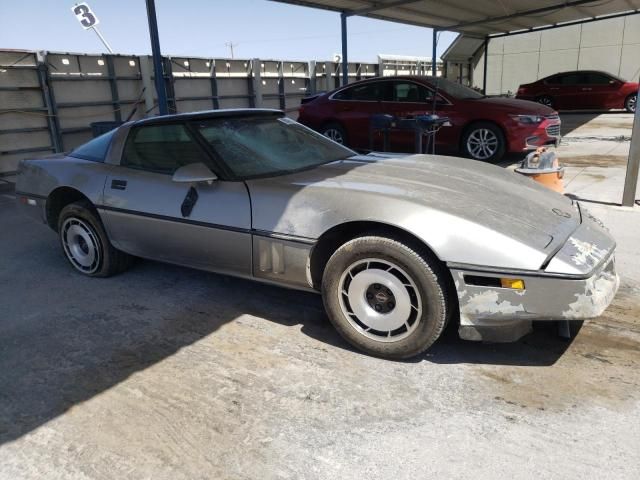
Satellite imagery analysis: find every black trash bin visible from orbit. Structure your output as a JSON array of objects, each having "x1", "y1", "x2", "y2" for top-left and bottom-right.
[{"x1": 90, "y1": 121, "x2": 123, "y2": 138}]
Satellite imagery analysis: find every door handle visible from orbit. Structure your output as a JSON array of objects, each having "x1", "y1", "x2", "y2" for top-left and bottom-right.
[
  {"x1": 111, "y1": 179, "x2": 127, "y2": 190},
  {"x1": 581, "y1": 88, "x2": 592, "y2": 91}
]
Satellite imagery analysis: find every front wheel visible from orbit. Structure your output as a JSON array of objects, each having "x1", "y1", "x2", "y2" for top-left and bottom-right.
[
  {"x1": 58, "y1": 201, "x2": 133, "y2": 277},
  {"x1": 322, "y1": 236, "x2": 448, "y2": 359},
  {"x1": 625, "y1": 93, "x2": 636, "y2": 113},
  {"x1": 461, "y1": 122, "x2": 506, "y2": 162}
]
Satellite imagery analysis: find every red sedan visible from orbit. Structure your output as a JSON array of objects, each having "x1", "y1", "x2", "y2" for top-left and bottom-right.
[
  {"x1": 516, "y1": 70, "x2": 638, "y2": 113},
  {"x1": 298, "y1": 76, "x2": 561, "y2": 162}
]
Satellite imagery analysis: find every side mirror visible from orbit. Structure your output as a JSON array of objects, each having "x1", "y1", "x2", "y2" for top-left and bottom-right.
[{"x1": 172, "y1": 162, "x2": 218, "y2": 183}]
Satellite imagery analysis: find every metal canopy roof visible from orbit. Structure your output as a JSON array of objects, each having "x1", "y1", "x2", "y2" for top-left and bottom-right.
[
  {"x1": 440, "y1": 35, "x2": 484, "y2": 62},
  {"x1": 271, "y1": 0, "x2": 640, "y2": 37}
]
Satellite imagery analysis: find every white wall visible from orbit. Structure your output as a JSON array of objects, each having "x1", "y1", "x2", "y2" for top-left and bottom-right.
[{"x1": 473, "y1": 15, "x2": 640, "y2": 95}]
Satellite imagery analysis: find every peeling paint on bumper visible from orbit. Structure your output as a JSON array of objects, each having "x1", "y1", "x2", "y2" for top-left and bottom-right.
[
  {"x1": 451, "y1": 206, "x2": 618, "y2": 342},
  {"x1": 451, "y1": 254, "x2": 619, "y2": 342}
]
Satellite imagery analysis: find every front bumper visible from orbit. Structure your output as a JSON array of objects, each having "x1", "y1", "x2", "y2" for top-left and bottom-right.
[
  {"x1": 450, "y1": 209, "x2": 619, "y2": 342},
  {"x1": 507, "y1": 117, "x2": 561, "y2": 152}
]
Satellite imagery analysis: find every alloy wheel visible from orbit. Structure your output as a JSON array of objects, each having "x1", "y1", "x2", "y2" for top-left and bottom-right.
[
  {"x1": 537, "y1": 96, "x2": 553, "y2": 107},
  {"x1": 466, "y1": 128, "x2": 499, "y2": 160},
  {"x1": 338, "y1": 258, "x2": 422, "y2": 342},
  {"x1": 323, "y1": 128, "x2": 344, "y2": 144}
]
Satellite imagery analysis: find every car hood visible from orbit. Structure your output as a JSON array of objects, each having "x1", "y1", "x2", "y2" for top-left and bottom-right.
[
  {"x1": 463, "y1": 96, "x2": 556, "y2": 115},
  {"x1": 248, "y1": 153, "x2": 579, "y2": 267}
]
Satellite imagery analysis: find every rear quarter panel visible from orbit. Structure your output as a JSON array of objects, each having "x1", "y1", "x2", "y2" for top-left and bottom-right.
[{"x1": 17, "y1": 156, "x2": 112, "y2": 206}]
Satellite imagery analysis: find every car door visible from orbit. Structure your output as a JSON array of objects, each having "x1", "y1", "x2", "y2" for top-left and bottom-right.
[
  {"x1": 330, "y1": 81, "x2": 386, "y2": 150},
  {"x1": 380, "y1": 80, "x2": 458, "y2": 154},
  {"x1": 100, "y1": 122, "x2": 252, "y2": 276},
  {"x1": 582, "y1": 72, "x2": 620, "y2": 109},
  {"x1": 548, "y1": 73, "x2": 582, "y2": 109}
]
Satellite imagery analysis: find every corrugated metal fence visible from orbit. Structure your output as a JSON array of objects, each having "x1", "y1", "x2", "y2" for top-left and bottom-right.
[{"x1": 0, "y1": 49, "x2": 378, "y2": 175}]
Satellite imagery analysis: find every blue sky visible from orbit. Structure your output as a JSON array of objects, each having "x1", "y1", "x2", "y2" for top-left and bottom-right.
[{"x1": 0, "y1": 0, "x2": 457, "y2": 61}]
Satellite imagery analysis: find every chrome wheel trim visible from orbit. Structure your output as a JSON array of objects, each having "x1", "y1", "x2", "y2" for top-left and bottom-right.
[
  {"x1": 466, "y1": 128, "x2": 499, "y2": 160},
  {"x1": 338, "y1": 258, "x2": 422, "y2": 343},
  {"x1": 323, "y1": 128, "x2": 344, "y2": 144},
  {"x1": 628, "y1": 95, "x2": 636, "y2": 113},
  {"x1": 61, "y1": 217, "x2": 101, "y2": 274}
]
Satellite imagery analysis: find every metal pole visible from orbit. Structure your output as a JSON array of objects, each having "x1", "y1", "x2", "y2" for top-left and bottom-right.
[
  {"x1": 145, "y1": 0, "x2": 168, "y2": 115},
  {"x1": 482, "y1": 36, "x2": 489, "y2": 95},
  {"x1": 341, "y1": 12, "x2": 348, "y2": 86},
  {"x1": 91, "y1": 26, "x2": 114, "y2": 54},
  {"x1": 432, "y1": 29, "x2": 438, "y2": 76},
  {"x1": 621, "y1": 83, "x2": 640, "y2": 207}
]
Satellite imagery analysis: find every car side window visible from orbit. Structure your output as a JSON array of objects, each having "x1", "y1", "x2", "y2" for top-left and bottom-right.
[
  {"x1": 584, "y1": 73, "x2": 613, "y2": 85},
  {"x1": 333, "y1": 83, "x2": 381, "y2": 101},
  {"x1": 121, "y1": 124, "x2": 208, "y2": 174},
  {"x1": 545, "y1": 75, "x2": 562, "y2": 85},
  {"x1": 69, "y1": 129, "x2": 115, "y2": 162},
  {"x1": 560, "y1": 73, "x2": 581, "y2": 85},
  {"x1": 392, "y1": 82, "x2": 434, "y2": 103}
]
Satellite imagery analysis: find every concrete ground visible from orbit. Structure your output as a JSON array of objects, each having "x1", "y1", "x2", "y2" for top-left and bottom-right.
[{"x1": 1, "y1": 113, "x2": 639, "y2": 479}]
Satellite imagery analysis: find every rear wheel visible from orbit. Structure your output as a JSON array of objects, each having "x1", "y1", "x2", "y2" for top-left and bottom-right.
[
  {"x1": 58, "y1": 201, "x2": 133, "y2": 277},
  {"x1": 535, "y1": 95, "x2": 554, "y2": 108},
  {"x1": 321, "y1": 122, "x2": 347, "y2": 145},
  {"x1": 322, "y1": 236, "x2": 448, "y2": 359},
  {"x1": 461, "y1": 122, "x2": 506, "y2": 162},
  {"x1": 625, "y1": 93, "x2": 636, "y2": 113}
]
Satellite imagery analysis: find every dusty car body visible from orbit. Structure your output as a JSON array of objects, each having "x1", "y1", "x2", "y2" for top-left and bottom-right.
[{"x1": 15, "y1": 109, "x2": 618, "y2": 359}]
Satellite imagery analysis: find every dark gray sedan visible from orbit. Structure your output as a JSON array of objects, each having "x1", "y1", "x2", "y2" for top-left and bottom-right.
[{"x1": 16, "y1": 109, "x2": 618, "y2": 359}]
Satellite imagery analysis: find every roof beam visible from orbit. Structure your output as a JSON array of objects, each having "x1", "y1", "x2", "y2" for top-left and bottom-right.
[
  {"x1": 444, "y1": 0, "x2": 606, "y2": 30},
  {"x1": 345, "y1": 1, "x2": 423, "y2": 17}
]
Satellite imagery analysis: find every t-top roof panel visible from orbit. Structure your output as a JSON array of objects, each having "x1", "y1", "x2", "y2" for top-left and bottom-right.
[{"x1": 271, "y1": 0, "x2": 640, "y2": 37}]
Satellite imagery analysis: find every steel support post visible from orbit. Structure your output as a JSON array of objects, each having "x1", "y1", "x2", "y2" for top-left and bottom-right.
[
  {"x1": 432, "y1": 29, "x2": 438, "y2": 76},
  {"x1": 251, "y1": 59, "x2": 264, "y2": 108},
  {"x1": 341, "y1": 12, "x2": 348, "y2": 86},
  {"x1": 35, "y1": 54, "x2": 62, "y2": 153},
  {"x1": 145, "y1": 0, "x2": 168, "y2": 115},
  {"x1": 105, "y1": 56, "x2": 122, "y2": 122},
  {"x1": 482, "y1": 37, "x2": 489, "y2": 95},
  {"x1": 308, "y1": 60, "x2": 317, "y2": 95},
  {"x1": 622, "y1": 82, "x2": 640, "y2": 207}
]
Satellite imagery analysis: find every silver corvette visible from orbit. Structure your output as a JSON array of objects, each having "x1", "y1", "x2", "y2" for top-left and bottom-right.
[{"x1": 16, "y1": 109, "x2": 618, "y2": 359}]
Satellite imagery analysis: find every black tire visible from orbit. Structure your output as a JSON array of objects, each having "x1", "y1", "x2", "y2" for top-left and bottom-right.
[
  {"x1": 321, "y1": 122, "x2": 348, "y2": 146},
  {"x1": 321, "y1": 235, "x2": 448, "y2": 359},
  {"x1": 461, "y1": 121, "x2": 506, "y2": 162},
  {"x1": 535, "y1": 95, "x2": 554, "y2": 109},
  {"x1": 57, "y1": 201, "x2": 133, "y2": 277},
  {"x1": 625, "y1": 93, "x2": 636, "y2": 113}
]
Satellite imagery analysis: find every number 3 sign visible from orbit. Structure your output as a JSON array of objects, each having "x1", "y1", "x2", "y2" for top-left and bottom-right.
[{"x1": 72, "y1": 3, "x2": 99, "y2": 29}]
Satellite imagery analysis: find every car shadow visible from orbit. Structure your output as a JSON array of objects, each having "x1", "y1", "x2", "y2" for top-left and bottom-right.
[
  {"x1": 559, "y1": 110, "x2": 630, "y2": 136},
  {"x1": 0, "y1": 249, "x2": 578, "y2": 446}
]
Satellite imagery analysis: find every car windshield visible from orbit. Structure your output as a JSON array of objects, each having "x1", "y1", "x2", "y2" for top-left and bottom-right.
[
  {"x1": 192, "y1": 115, "x2": 355, "y2": 178},
  {"x1": 423, "y1": 77, "x2": 484, "y2": 100}
]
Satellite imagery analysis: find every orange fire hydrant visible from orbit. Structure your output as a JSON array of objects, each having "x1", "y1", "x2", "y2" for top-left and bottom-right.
[{"x1": 515, "y1": 147, "x2": 564, "y2": 193}]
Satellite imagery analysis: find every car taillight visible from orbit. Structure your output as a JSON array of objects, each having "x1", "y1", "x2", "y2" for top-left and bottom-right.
[{"x1": 517, "y1": 87, "x2": 526, "y2": 95}]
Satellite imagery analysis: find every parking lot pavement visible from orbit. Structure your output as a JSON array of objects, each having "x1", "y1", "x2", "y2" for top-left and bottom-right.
[{"x1": 2, "y1": 179, "x2": 640, "y2": 479}]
